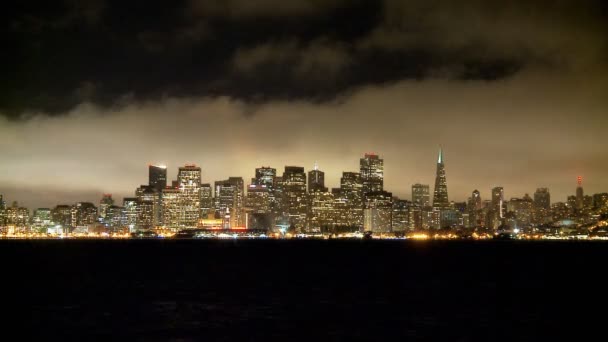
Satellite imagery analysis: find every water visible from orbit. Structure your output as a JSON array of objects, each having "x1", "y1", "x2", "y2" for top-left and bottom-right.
[{"x1": 1, "y1": 239, "x2": 606, "y2": 340}]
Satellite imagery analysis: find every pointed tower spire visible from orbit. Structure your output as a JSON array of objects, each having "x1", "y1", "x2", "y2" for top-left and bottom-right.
[
  {"x1": 438, "y1": 146, "x2": 443, "y2": 164},
  {"x1": 314, "y1": 161, "x2": 319, "y2": 171}
]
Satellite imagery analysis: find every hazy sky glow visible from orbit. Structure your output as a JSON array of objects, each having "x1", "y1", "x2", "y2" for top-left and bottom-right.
[{"x1": 1, "y1": 0, "x2": 607, "y2": 209}]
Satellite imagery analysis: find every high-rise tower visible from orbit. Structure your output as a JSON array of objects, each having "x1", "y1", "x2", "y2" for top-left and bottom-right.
[
  {"x1": 308, "y1": 162, "x2": 327, "y2": 193},
  {"x1": 412, "y1": 183, "x2": 430, "y2": 207},
  {"x1": 360, "y1": 153, "x2": 384, "y2": 194},
  {"x1": 149, "y1": 165, "x2": 167, "y2": 192},
  {"x1": 432, "y1": 148, "x2": 449, "y2": 209},
  {"x1": 576, "y1": 176, "x2": 584, "y2": 210}
]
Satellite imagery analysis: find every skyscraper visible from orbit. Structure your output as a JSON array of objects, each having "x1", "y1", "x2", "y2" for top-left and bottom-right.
[
  {"x1": 533, "y1": 188, "x2": 551, "y2": 224},
  {"x1": 136, "y1": 185, "x2": 160, "y2": 229},
  {"x1": 98, "y1": 194, "x2": 114, "y2": 223},
  {"x1": 177, "y1": 164, "x2": 202, "y2": 228},
  {"x1": 338, "y1": 172, "x2": 363, "y2": 228},
  {"x1": 360, "y1": 153, "x2": 384, "y2": 194},
  {"x1": 161, "y1": 187, "x2": 181, "y2": 229},
  {"x1": 576, "y1": 176, "x2": 584, "y2": 210},
  {"x1": 412, "y1": 183, "x2": 430, "y2": 207},
  {"x1": 214, "y1": 177, "x2": 245, "y2": 227},
  {"x1": 363, "y1": 191, "x2": 393, "y2": 233},
  {"x1": 308, "y1": 163, "x2": 327, "y2": 193},
  {"x1": 253, "y1": 167, "x2": 276, "y2": 187},
  {"x1": 149, "y1": 165, "x2": 167, "y2": 192},
  {"x1": 432, "y1": 148, "x2": 449, "y2": 210},
  {"x1": 489, "y1": 187, "x2": 504, "y2": 229},
  {"x1": 468, "y1": 189, "x2": 483, "y2": 227},
  {"x1": 282, "y1": 166, "x2": 308, "y2": 231},
  {"x1": 200, "y1": 183, "x2": 214, "y2": 218}
]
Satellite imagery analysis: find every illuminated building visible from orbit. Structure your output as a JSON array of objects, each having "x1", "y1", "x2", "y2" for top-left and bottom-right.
[
  {"x1": 247, "y1": 184, "x2": 271, "y2": 214},
  {"x1": 576, "y1": 176, "x2": 584, "y2": 211},
  {"x1": 432, "y1": 148, "x2": 450, "y2": 210},
  {"x1": 200, "y1": 183, "x2": 214, "y2": 218},
  {"x1": 253, "y1": 167, "x2": 276, "y2": 187},
  {"x1": 177, "y1": 164, "x2": 202, "y2": 228},
  {"x1": 149, "y1": 164, "x2": 167, "y2": 192},
  {"x1": 52, "y1": 205, "x2": 72, "y2": 229},
  {"x1": 489, "y1": 187, "x2": 505, "y2": 229},
  {"x1": 533, "y1": 188, "x2": 551, "y2": 224},
  {"x1": 123, "y1": 198, "x2": 138, "y2": 231},
  {"x1": 32, "y1": 208, "x2": 52, "y2": 233},
  {"x1": 272, "y1": 176, "x2": 284, "y2": 217},
  {"x1": 338, "y1": 172, "x2": 363, "y2": 228},
  {"x1": 0, "y1": 195, "x2": 6, "y2": 226},
  {"x1": 136, "y1": 185, "x2": 160, "y2": 228},
  {"x1": 506, "y1": 195, "x2": 533, "y2": 229},
  {"x1": 71, "y1": 202, "x2": 97, "y2": 229},
  {"x1": 282, "y1": 166, "x2": 308, "y2": 231},
  {"x1": 593, "y1": 193, "x2": 608, "y2": 214},
  {"x1": 6, "y1": 202, "x2": 29, "y2": 227},
  {"x1": 308, "y1": 191, "x2": 336, "y2": 232},
  {"x1": 360, "y1": 153, "x2": 383, "y2": 194},
  {"x1": 98, "y1": 194, "x2": 114, "y2": 223},
  {"x1": 439, "y1": 209, "x2": 460, "y2": 229},
  {"x1": 392, "y1": 199, "x2": 412, "y2": 232},
  {"x1": 468, "y1": 190, "x2": 483, "y2": 227},
  {"x1": 215, "y1": 177, "x2": 245, "y2": 228},
  {"x1": 161, "y1": 187, "x2": 181, "y2": 229},
  {"x1": 107, "y1": 205, "x2": 125, "y2": 231},
  {"x1": 412, "y1": 183, "x2": 430, "y2": 207},
  {"x1": 363, "y1": 191, "x2": 393, "y2": 233},
  {"x1": 551, "y1": 202, "x2": 570, "y2": 222},
  {"x1": 308, "y1": 163, "x2": 327, "y2": 193}
]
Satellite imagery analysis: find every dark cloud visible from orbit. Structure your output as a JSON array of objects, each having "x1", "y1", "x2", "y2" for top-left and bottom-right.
[{"x1": 5, "y1": 0, "x2": 605, "y2": 117}]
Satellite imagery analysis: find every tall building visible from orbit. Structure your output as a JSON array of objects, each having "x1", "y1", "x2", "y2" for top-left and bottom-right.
[
  {"x1": 363, "y1": 191, "x2": 393, "y2": 233},
  {"x1": 412, "y1": 184, "x2": 430, "y2": 207},
  {"x1": 31, "y1": 208, "x2": 52, "y2": 233},
  {"x1": 308, "y1": 163, "x2": 327, "y2": 193},
  {"x1": 337, "y1": 172, "x2": 363, "y2": 229},
  {"x1": 576, "y1": 176, "x2": 584, "y2": 211},
  {"x1": 489, "y1": 187, "x2": 505, "y2": 229},
  {"x1": 533, "y1": 188, "x2": 551, "y2": 224},
  {"x1": 432, "y1": 148, "x2": 449, "y2": 210},
  {"x1": 6, "y1": 202, "x2": 29, "y2": 227},
  {"x1": 247, "y1": 184, "x2": 271, "y2": 214},
  {"x1": 52, "y1": 205, "x2": 72, "y2": 229},
  {"x1": 98, "y1": 194, "x2": 114, "y2": 223},
  {"x1": 71, "y1": 202, "x2": 97, "y2": 229},
  {"x1": 149, "y1": 165, "x2": 167, "y2": 192},
  {"x1": 177, "y1": 165, "x2": 202, "y2": 228},
  {"x1": 0, "y1": 195, "x2": 6, "y2": 226},
  {"x1": 161, "y1": 187, "x2": 181, "y2": 229},
  {"x1": 308, "y1": 191, "x2": 336, "y2": 232},
  {"x1": 136, "y1": 185, "x2": 160, "y2": 229},
  {"x1": 200, "y1": 184, "x2": 214, "y2": 218},
  {"x1": 122, "y1": 198, "x2": 138, "y2": 231},
  {"x1": 214, "y1": 177, "x2": 245, "y2": 227},
  {"x1": 506, "y1": 194, "x2": 533, "y2": 229},
  {"x1": 253, "y1": 167, "x2": 276, "y2": 187},
  {"x1": 467, "y1": 190, "x2": 483, "y2": 227},
  {"x1": 282, "y1": 166, "x2": 308, "y2": 231},
  {"x1": 392, "y1": 199, "x2": 413, "y2": 233},
  {"x1": 360, "y1": 153, "x2": 384, "y2": 194}
]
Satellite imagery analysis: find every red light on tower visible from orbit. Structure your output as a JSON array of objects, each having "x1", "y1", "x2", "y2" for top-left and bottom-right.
[{"x1": 577, "y1": 176, "x2": 582, "y2": 186}]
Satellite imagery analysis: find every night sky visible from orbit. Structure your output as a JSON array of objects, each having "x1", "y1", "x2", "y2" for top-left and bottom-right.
[{"x1": 2, "y1": 0, "x2": 607, "y2": 209}]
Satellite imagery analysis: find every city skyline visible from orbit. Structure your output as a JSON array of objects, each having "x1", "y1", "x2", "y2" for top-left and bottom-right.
[{"x1": 0, "y1": 148, "x2": 600, "y2": 211}]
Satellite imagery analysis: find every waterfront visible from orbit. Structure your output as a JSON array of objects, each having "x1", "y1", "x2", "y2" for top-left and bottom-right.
[{"x1": 1, "y1": 239, "x2": 606, "y2": 340}]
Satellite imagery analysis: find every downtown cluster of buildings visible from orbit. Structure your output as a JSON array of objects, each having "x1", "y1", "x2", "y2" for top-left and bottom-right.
[{"x1": 1, "y1": 150, "x2": 608, "y2": 237}]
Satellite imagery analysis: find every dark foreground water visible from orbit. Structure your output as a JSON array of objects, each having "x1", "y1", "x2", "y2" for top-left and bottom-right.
[{"x1": 1, "y1": 239, "x2": 607, "y2": 341}]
